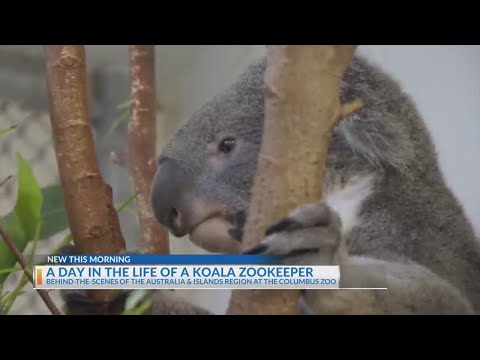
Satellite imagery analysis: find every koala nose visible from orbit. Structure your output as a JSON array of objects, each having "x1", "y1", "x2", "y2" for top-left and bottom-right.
[{"x1": 150, "y1": 157, "x2": 191, "y2": 237}]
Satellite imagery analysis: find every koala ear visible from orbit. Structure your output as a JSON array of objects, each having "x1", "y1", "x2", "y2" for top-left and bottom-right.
[
  {"x1": 337, "y1": 110, "x2": 414, "y2": 174},
  {"x1": 335, "y1": 56, "x2": 417, "y2": 175}
]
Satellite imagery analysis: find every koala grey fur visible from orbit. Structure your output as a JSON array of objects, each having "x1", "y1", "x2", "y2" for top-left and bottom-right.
[{"x1": 63, "y1": 53, "x2": 480, "y2": 315}]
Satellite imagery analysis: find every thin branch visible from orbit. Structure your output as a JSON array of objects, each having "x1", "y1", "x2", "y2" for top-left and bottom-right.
[
  {"x1": 2, "y1": 220, "x2": 43, "y2": 313},
  {"x1": 336, "y1": 98, "x2": 364, "y2": 124},
  {"x1": 128, "y1": 45, "x2": 169, "y2": 254},
  {"x1": 0, "y1": 175, "x2": 12, "y2": 188},
  {"x1": 0, "y1": 223, "x2": 61, "y2": 315}
]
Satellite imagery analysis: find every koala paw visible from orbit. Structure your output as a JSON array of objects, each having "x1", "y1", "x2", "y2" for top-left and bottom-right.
[
  {"x1": 55, "y1": 244, "x2": 136, "y2": 315},
  {"x1": 61, "y1": 289, "x2": 132, "y2": 315},
  {"x1": 243, "y1": 202, "x2": 344, "y2": 266}
]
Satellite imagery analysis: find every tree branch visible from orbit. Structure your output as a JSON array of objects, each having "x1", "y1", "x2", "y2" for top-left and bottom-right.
[
  {"x1": 0, "y1": 223, "x2": 61, "y2": 315},
  {"x1": 44, "y1": 45, "x2": 126, "y2": 303},
  {"x1": 0, "y1": 175, "x2": 12, "y2": 188},
  {"x1": 128, "y1": 45, "x2": 170, "y2": 255},
  {"x1": 337, "y1": 98, "x2": 364, "y2": 124},
  {"x1": 227, "y1": 45, "x2": 360, "y2": 315}
]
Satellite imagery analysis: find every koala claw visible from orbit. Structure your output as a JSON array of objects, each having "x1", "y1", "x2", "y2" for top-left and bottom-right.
[
  {"x1": 243, "y1": 202, "x2": 344, "y2": 266},
  {"x1": 61, "y1": 289, "x2": 132, "y2": 315},
  {"x1": 55, "y1": 244, "x2": 140, "y2": 315}
]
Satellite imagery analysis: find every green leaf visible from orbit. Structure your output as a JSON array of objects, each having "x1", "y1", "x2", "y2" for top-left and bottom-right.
[
  {"x1": 123, "y1": 289, "x2": 153, "y2": 315},
  {"x1": 116, "y1": 99, "x2": 133, "y2": 110},
  {"x1": 38, "y1": 187, "x2": 137, "y2": 239},
  {"x1": 11, "y1": 154, "x2": 43, "y2": 239},
  {"x1": 124, "y1": 289, "x2": 150, "y2": 310},
  {"x1": 3, "y1": 185, "x2": 69, "y2": 241},
  {"x1": 123, "y1": 298, "x2": 152, "y2": 315},
  {"x1": 0, "y1": 154, "x2": 43, "y2": 284},
  {"x1": 0, "y1": 267, "x2": 21, "y2": 275},
  {"x1": 0, "y1": 125, "x2": 17, "y2": 137},
  {"x1": 39, "y1": 185, "x2": 69, "y2": 239}
]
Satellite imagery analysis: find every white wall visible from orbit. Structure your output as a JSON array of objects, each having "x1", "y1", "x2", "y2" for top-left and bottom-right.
[{"x1": 358, "y1": 45, "x2": 480, "y2": 232}]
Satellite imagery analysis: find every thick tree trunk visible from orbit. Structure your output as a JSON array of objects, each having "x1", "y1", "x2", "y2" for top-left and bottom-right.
[
  {"x1": 44, "y1": 45, "x2": 126, "y2": 303},
  {"x1": 227, "y1": 45, "x2": 359, "y2": 315},
  {"x1": 128, "y1": 45, "x2": 169, "y2": 254}
]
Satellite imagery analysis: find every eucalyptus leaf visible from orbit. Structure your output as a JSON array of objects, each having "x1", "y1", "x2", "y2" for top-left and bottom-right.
[
  {"x1": 39, "y1": 185, "x2": 68, "y2": 239},
  {"x1": 0, "y1": 125, "x2": 16, "y2": 137},
  {"x1": 125, "y1": 289, "x2": 150, "y2": 310},
  {"x1": 123, "y1": 298, "x2": 152, "y2": 315},
  {"x1": 0, "y1": 267, "x2": 21, "y2": 275},
  {"x1": 3, "y1": 185, "x2": 69, "y2": 241},
  {"x1": 0, "y1": 154, "x2": 43, "y2": 284}
]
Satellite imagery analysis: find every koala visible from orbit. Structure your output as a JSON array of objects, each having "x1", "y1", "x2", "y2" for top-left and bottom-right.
[{"x1": 62, "y1": 54, "x2": 480, "y2": 315}]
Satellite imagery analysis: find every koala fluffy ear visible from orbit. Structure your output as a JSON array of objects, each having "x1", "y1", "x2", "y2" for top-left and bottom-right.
[
  {"x1": 337, "y1": 110, "x2": 414, "y2": 174},
  {"x1": 335, "y1": 56, "x2": 417, "y2": 175}
]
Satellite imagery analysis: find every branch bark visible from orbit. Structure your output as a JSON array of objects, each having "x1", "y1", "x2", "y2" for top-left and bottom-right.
[
  {"x1": 44, "y1": 45, "x2": 126, "y2": 303},
  {"x1": 227, "y1": 45, "x2": 360, "y2": 315},
  {"x1": 0, "y1": 223, "x2": 61, "y2": 315},
  {"x1": 128, "y1": 45, "x2": 170, "y2": 254}
]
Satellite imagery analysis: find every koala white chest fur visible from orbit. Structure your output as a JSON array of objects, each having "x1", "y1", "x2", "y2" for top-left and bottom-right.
[{"x1": 324, "y1": 175, "x2": 375, "y2": 236}]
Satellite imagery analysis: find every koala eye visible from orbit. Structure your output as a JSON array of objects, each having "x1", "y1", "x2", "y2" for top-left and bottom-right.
[{"x1": 218, "y1": 137, "x2": 236, "y2": 154}]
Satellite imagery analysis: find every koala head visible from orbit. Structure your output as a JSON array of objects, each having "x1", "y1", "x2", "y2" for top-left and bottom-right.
[
  {"x1": 150, "y1": 59, "x2": 267, "y2": 253},
  {"x1": 150, "y1": 54, "x2": 435, "y2": 254}
]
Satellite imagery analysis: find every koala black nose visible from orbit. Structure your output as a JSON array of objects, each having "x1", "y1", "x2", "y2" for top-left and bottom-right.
[{"x1": 150, "y1": 157, "x2": 191, "y2": 237}]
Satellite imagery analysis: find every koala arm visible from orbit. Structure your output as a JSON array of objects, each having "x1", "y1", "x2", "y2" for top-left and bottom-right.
[
  {"x1": 307, "y1": 256, "x2": 476, "y2": 315},
  {"x1": 57, "y1": 245, "x2": 214, "y2": 315},
  {"x1": 147, "y1": 291, "x2": 213, "y2": 315},
  {"x1": 61, "y1": 288, "x2": 214, "y2": 315},
  {"x1": 244, "y1": 201, "x2": 475, "y2": 315}
]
